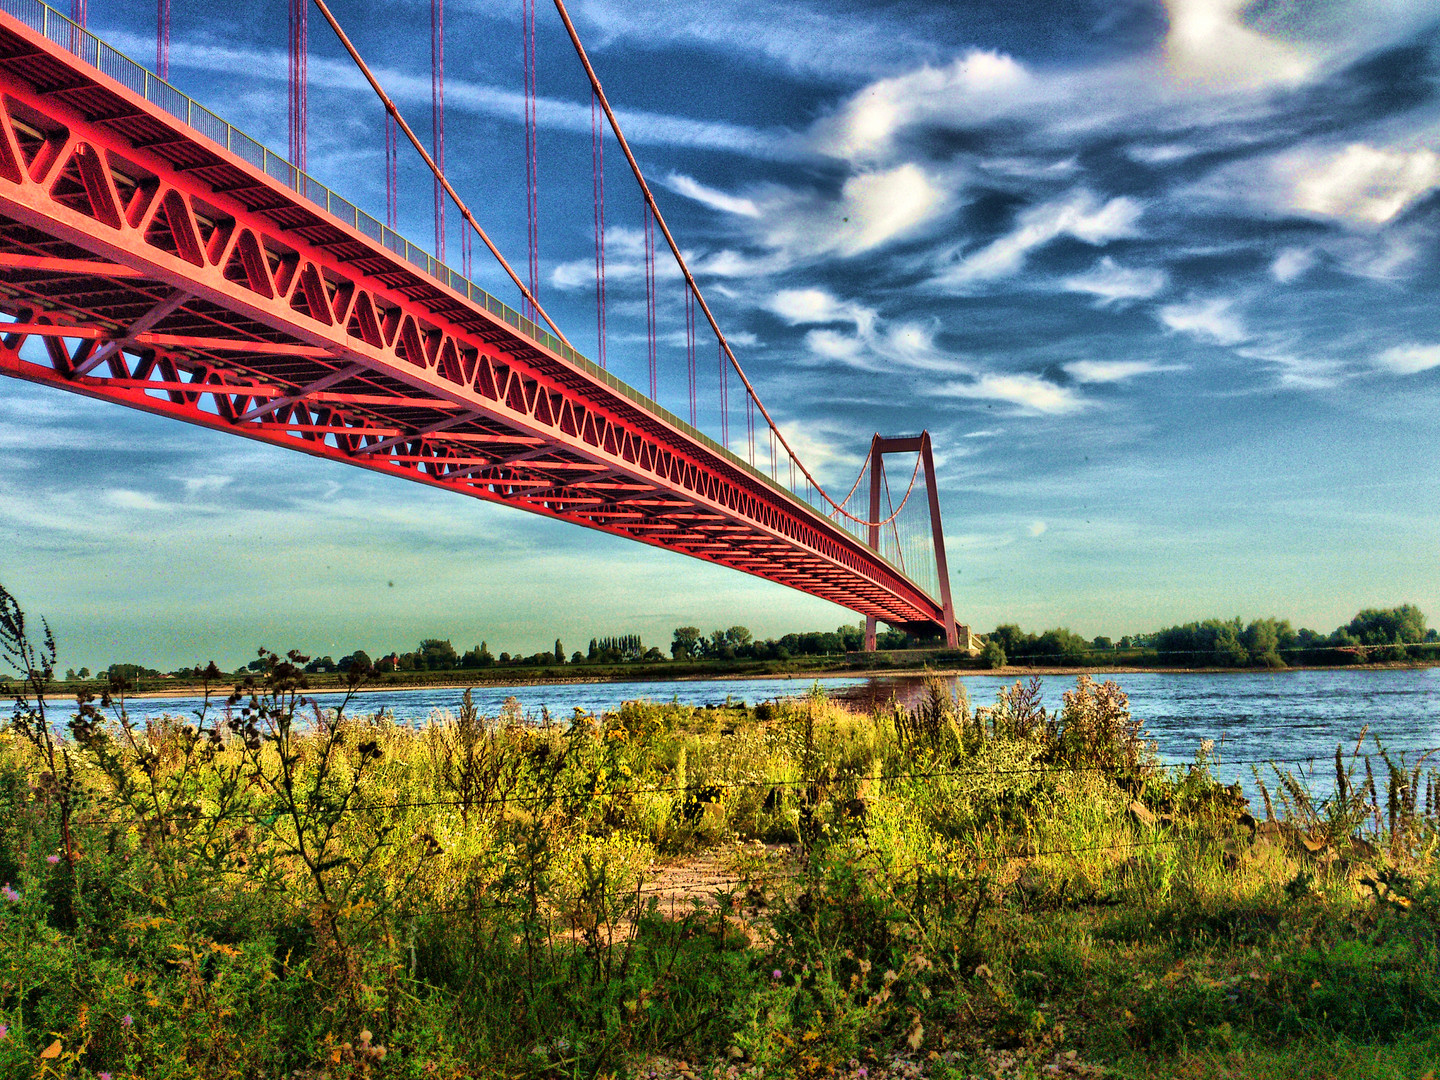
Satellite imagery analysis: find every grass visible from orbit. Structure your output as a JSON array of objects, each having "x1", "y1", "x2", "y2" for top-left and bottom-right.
[{"x1": 1, "y1": 620, "x2": 1437, "y2": 1079}]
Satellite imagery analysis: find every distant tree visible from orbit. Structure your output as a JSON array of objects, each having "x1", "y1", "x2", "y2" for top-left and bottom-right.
[
  {"x1": 988, "y1": 624, "x2": 1034, "y2": 659},
  {"x1": 671, "y1": 626, "x2": 703, "y2": 660},
  {"x1": 981, "y1": 640, "x2": 1006, "y2": 669},
  {"x1": 642, "y1": 646, "x2": 665, "y2": 662},
  {"x1": 1034, "y1": 628, "x2": 1089, "y2": 661},
  {"x1": 64, "y1": 668, "x2": 75, "y2": 681},
  {"x1": 837, "y1": 623, "x2": 865, "y2": 652},
  {"x1": 303, "y1": 655, "x2": 336, "y2": 674},
  {"x1": 1091, "y1": 636, "x2": 1112, "y2": 651},
  {"x1": 571, "y1": 651, "x2": 584, "y2": 664},
  {"x1": 337, "y1": 649, "x2": 372, "y2": 672},
  {"x1": 417, "y1": 639, "x2": 458, "y2": 670},
  {"x1": 588, "y1": 637, "x2": 599, "y2": 661},
  {"x1": 76, "y1": 666, "x2": 89, "y2": 679},
  {"x1": 554, "y1": 638, "x2": 565, "y2": 663},
  {"x1": 1116, "y1": 636, "x2": 1133, "y2": 650},
  {"x1": 726, "y1": 626, "x2": 753, "y2": 652},
  {"x1": 108, "y1": 662, "x2": 161, "y2": 681},
  {"x1": 1341, "y1": 605, "x2": 1428, "y2": 660},
  {"x1": 498, "y1": 652, "x2": 511, "y2": 664},
  {"x1": 246, "y1": 657, "x2": 267, "y2": 673},
  {"x1": 1241, "y1": 619, "x2": 1285, "y2": 668}
]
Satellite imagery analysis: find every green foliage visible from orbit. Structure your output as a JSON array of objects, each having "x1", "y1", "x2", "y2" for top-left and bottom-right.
[
  {"x1": 671, "y1": 626, "x2": 703, "y2": 660},
  {"x1": 4, "y1": 585, "x2": 1440, "y2": 1078}
]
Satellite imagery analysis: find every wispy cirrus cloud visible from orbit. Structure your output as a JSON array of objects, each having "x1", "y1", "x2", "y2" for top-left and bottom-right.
[
  {"x1": 1063, "y1": 257, "x2": 1167, "y2": 306},
  {"x1": 933, "y1": 191, "x2": 1143, "y2": 290},
  {"x1": 1064, "y1": 360, "x2": 1184, "y2": 383},
  {"x1": 106, "y1": 31, "x2": 792, "y2": 158},
  {"x1": 665, "y1": 173, "x2": 761, "y2": 218},
  {"x1": 766, "y1": 287, "x2": 957, "y2": 373},
  {"x1": 1159, "y1": 297, "x2": 1248, "y2": 346},
  {"x1": 938, "y1": 373, "x2": 1089, "y2": 415}
]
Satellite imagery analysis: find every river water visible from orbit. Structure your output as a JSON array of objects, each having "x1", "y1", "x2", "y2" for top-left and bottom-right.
[{"x1": 110, "y1": 667, "x2": 1440, "y2": 794}]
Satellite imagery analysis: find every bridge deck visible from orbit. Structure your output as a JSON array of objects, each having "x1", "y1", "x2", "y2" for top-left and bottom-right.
[{"x1": 0, "y1": 3, "x2": 951, "y2": 635}]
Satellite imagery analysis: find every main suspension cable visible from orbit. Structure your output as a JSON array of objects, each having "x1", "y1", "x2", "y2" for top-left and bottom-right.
[
  {"x1": 549, "y1": 0, "x2": 919, "y2": 528},
  {"x1": 309, "y1": 0, "x2": 574, "y2": 350}
]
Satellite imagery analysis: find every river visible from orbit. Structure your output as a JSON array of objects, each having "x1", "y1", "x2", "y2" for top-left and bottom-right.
[{"x1": 108, "y1": 667, "x2": 1440, "y2": 795}]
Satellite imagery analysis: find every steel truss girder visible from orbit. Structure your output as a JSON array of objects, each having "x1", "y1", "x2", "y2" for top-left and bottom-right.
[{"x1": 0, "y1": 11, "x2": 949, "y2": 630}]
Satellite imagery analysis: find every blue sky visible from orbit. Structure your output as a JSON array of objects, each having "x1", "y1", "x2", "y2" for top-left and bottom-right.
[{"x1": 4, "y1": 0, "x2": 1440, "y2": 670}]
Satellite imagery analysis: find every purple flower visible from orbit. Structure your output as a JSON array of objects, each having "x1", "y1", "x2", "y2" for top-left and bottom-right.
[
  {"x1": 771, "y1": 969, "x2": 782, "y2": 981},
  {"x1": 858, "y1": 1070, "x2": 868, "y2": 1078},
  {"x1": 1, "y1": 884, "x2": 18, "y2": 903},
  {"x1": 0, "y1": 1022, "x2": 8, "y2": 1040},
  {"x1": 120, "y1": 1014, "x2": 133, "y2": 1028},
  {"x1": 46, "y1": 854, "x2": 60, "y2": 865},
  {"x1": 98, "y1": 1073, "x2": 113, "y2": 1080}
]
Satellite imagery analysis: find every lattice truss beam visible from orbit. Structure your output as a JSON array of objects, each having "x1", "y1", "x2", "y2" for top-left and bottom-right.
[{"x1": 0, "y1": 13, "x2": 946, "y2": 632}]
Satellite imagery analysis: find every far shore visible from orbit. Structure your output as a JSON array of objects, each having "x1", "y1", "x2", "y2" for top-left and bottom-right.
[{"x1": 47, "y1": 656, "x2": 1440, "y2": 701}]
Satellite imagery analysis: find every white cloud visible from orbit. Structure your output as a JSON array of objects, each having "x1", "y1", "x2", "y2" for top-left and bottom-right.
[
  {"x1": 1027, "y1": 520, "x2": 1048, "y2": 538},
  {"x1": 665, "y1": 173, "x2": 760, "y2": 217},
  {"x1": 1063, "y1": 257, "x2": 1167, "y2": 305},
  {"x1": 103, "y1": 489, "x2": 170, "y2": 512},
  {"x1": 549, "y1": 226, "x2": 687, "y2": 290},
  {"x1": 1159, "y1": 298, "x2": 1248, "y2": 346},
  {"x1": 767, "y1": 288, "x2": 875, "y2": 332},
  {"x1": 803, "y1": 329, "x2": 864, "y2": 364},
  {"x1": 1161, "y1": 0, "x2": 1314, "y2": 91},
  {"x1": 691, "y1": 249, "x2": 791, "y2": 278},
  {"x1": 1330, "y1": 228, "x2": 1423, "y2": 281},
  {"x1": 760, "y1": 164, "x2": 947, "y2": 261},
  {"x1": 575, "y1": 0, "x2": 945, "y2": 81},
  {"x1": 768, "y1": 287, "x2": 958, "y2": 373},
  {"x1": 177, "y1": 475, "x2": 233, "y2": 496},
  {"x1": 1374, "y1": 344, "x2": 1440, "y2": 375},
  {"x1": 939, "y1": 373, "x2": 1089, "y2": 415},
  {"x1": 1064, "y1": 360, "x2": 1183, "y2": 383},
  {"x1": 815, "y1": 49, "x2": 1030, "y2": 161},
  {"x1": 1128, "y1": 143, "x2": 1200, "y2": 165},
  {"x1": 962, "y1": 429, "x2": 1000, "y2": 438},
  {"x1": 1236, "y1": 346, "x2": 1344, "y2": 390},
  {"x1": 1282, "y1": 143, "x2": 1440, "y2": 226},
  {"x1": 934, "y1": 191, "x2": 1143, "y2": 290},
  {"x1": 1271, "y1": 247, "x2": 1316, "y2": 283}
]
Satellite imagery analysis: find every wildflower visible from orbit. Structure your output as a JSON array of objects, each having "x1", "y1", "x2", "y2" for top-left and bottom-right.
[
  {"x1": 858, "y1": 1070, "x2": 868, "y2": 1078},
  {"x1": 771, "y1": 969, "x2": 782, "y2": 981},
  {"x1": 98, "y1": 1073, "x2": 113, "y2": 1080},
  {"x1": 46, "y1": 854, "x2": 60, "y2": 865},
  {"x1": 1, "y1": 884, "x2": 18, "y2": 902},
  {"x1": 0, "y1": 1023, "x2": 8, "y2": 1040},
  {"x1": 120, "y1": 1014, "x2": 133, "y2": 1028}
]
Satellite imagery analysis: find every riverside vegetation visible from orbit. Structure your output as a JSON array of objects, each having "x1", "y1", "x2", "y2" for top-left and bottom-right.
[{"x1": 2, "y1": 589, "x2": 1440, "y2": 1078}]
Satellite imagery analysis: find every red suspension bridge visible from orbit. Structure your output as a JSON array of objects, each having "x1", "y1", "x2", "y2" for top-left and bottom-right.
[{"x1": 0, "y1": 0, "x2": 973, "y2": 649}]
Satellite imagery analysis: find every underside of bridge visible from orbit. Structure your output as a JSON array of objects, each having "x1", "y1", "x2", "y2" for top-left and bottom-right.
[{"x1": 0, "y1": 6, "x2": 968, "y2": 646}]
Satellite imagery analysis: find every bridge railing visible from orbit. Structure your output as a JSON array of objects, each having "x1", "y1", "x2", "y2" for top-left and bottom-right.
[{"x1": 0, "y1": 0, "x2": 936, "y2": 596}]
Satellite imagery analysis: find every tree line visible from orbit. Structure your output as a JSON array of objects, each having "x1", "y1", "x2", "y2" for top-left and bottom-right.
[
  {"x1": 981, "y1": 605, "x2": 1437, "y2": 669},
  {"x1": 57, "y1": 604, "x2": 1439, "y2": 683}
]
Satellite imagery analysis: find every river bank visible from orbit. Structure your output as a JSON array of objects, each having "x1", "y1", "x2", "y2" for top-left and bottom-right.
[
  {"x1": 58, "y1": 655, "x2": 1440, "y2": 700},
  {"x1": 4, "y1": 672, "x2": 1437, "y2": 1079}
]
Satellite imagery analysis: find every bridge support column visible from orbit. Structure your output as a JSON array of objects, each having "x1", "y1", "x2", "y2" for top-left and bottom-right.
[
  {"x1": 862, "y1": 431, "x2": 959, "y2": 651},
  {"x1": 864, "y1": 433, "x2": 883, "y2": 652}
]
